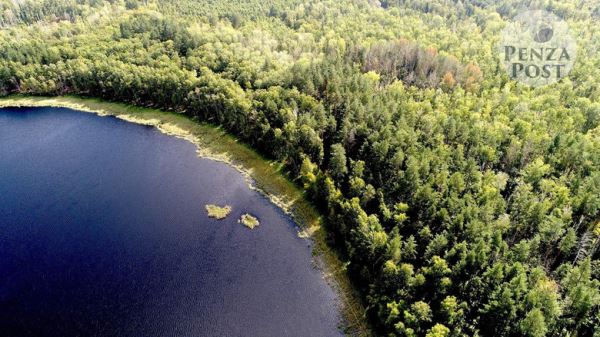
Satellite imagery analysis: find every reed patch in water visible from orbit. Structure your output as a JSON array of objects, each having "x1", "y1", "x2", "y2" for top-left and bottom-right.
[
  {"x1": 239, "y1": 213, "x2": 259, "y2": 229},
  {"x1": 205, "y1": 204, "x2": 232, "y2": 219}
]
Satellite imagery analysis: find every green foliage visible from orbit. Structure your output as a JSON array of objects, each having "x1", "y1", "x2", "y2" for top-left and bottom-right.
[{"x1": 0, "y1": 0, "x2": 599, "y2": 336}]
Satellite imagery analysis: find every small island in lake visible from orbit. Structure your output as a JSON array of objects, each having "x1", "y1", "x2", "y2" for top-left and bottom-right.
[
  {"x1": 205, "y1": 204, "x2": 232, "y2": 219},
  {"x1": 239, "y1": 214, "x2": 260, "y2": 229}
]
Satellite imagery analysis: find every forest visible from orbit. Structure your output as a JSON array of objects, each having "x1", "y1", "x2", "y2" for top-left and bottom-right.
[{"x1": 0, "y1": 0, "x2": 599, "y2": 336}]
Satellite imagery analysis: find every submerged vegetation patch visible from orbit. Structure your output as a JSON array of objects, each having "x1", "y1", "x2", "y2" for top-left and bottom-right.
[
  {"x1": 239, "y1": 213, "x2": 259, "y2": 229},
  {"x1": 205, "y1": 204, "x2": 232, "y2": 219}
]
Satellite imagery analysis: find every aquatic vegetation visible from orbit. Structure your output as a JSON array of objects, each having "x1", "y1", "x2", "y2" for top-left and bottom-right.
[
  {"x1": 205, "y1": 204, "x2": 232, "y2": 219},
  {"x1": 239, "y1": 213, "x2": 259, "y2": 229}
]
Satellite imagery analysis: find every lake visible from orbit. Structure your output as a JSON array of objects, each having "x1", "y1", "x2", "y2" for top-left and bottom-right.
[{"x1": 0, "y1": 107, "x2": 343, "y2": 337}]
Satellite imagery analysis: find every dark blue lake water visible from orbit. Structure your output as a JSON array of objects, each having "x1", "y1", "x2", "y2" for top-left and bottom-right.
[{"x1": 0, "y1": 107, "x2": 343, "y2": 337}]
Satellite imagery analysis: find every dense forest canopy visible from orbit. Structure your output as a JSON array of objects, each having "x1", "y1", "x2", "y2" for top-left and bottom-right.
[{"x1": 0, "y1": 0, "x2": 599, "y2": 336}]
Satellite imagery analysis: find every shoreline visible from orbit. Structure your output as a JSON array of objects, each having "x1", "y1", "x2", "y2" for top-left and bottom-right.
[{"x1": 0, "y1": 94, "x2": 371, "y2": 336}]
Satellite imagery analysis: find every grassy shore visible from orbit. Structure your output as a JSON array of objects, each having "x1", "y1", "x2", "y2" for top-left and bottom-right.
[{"x1": 0, "y1": 94, "x2": 371, "y2": 336}]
